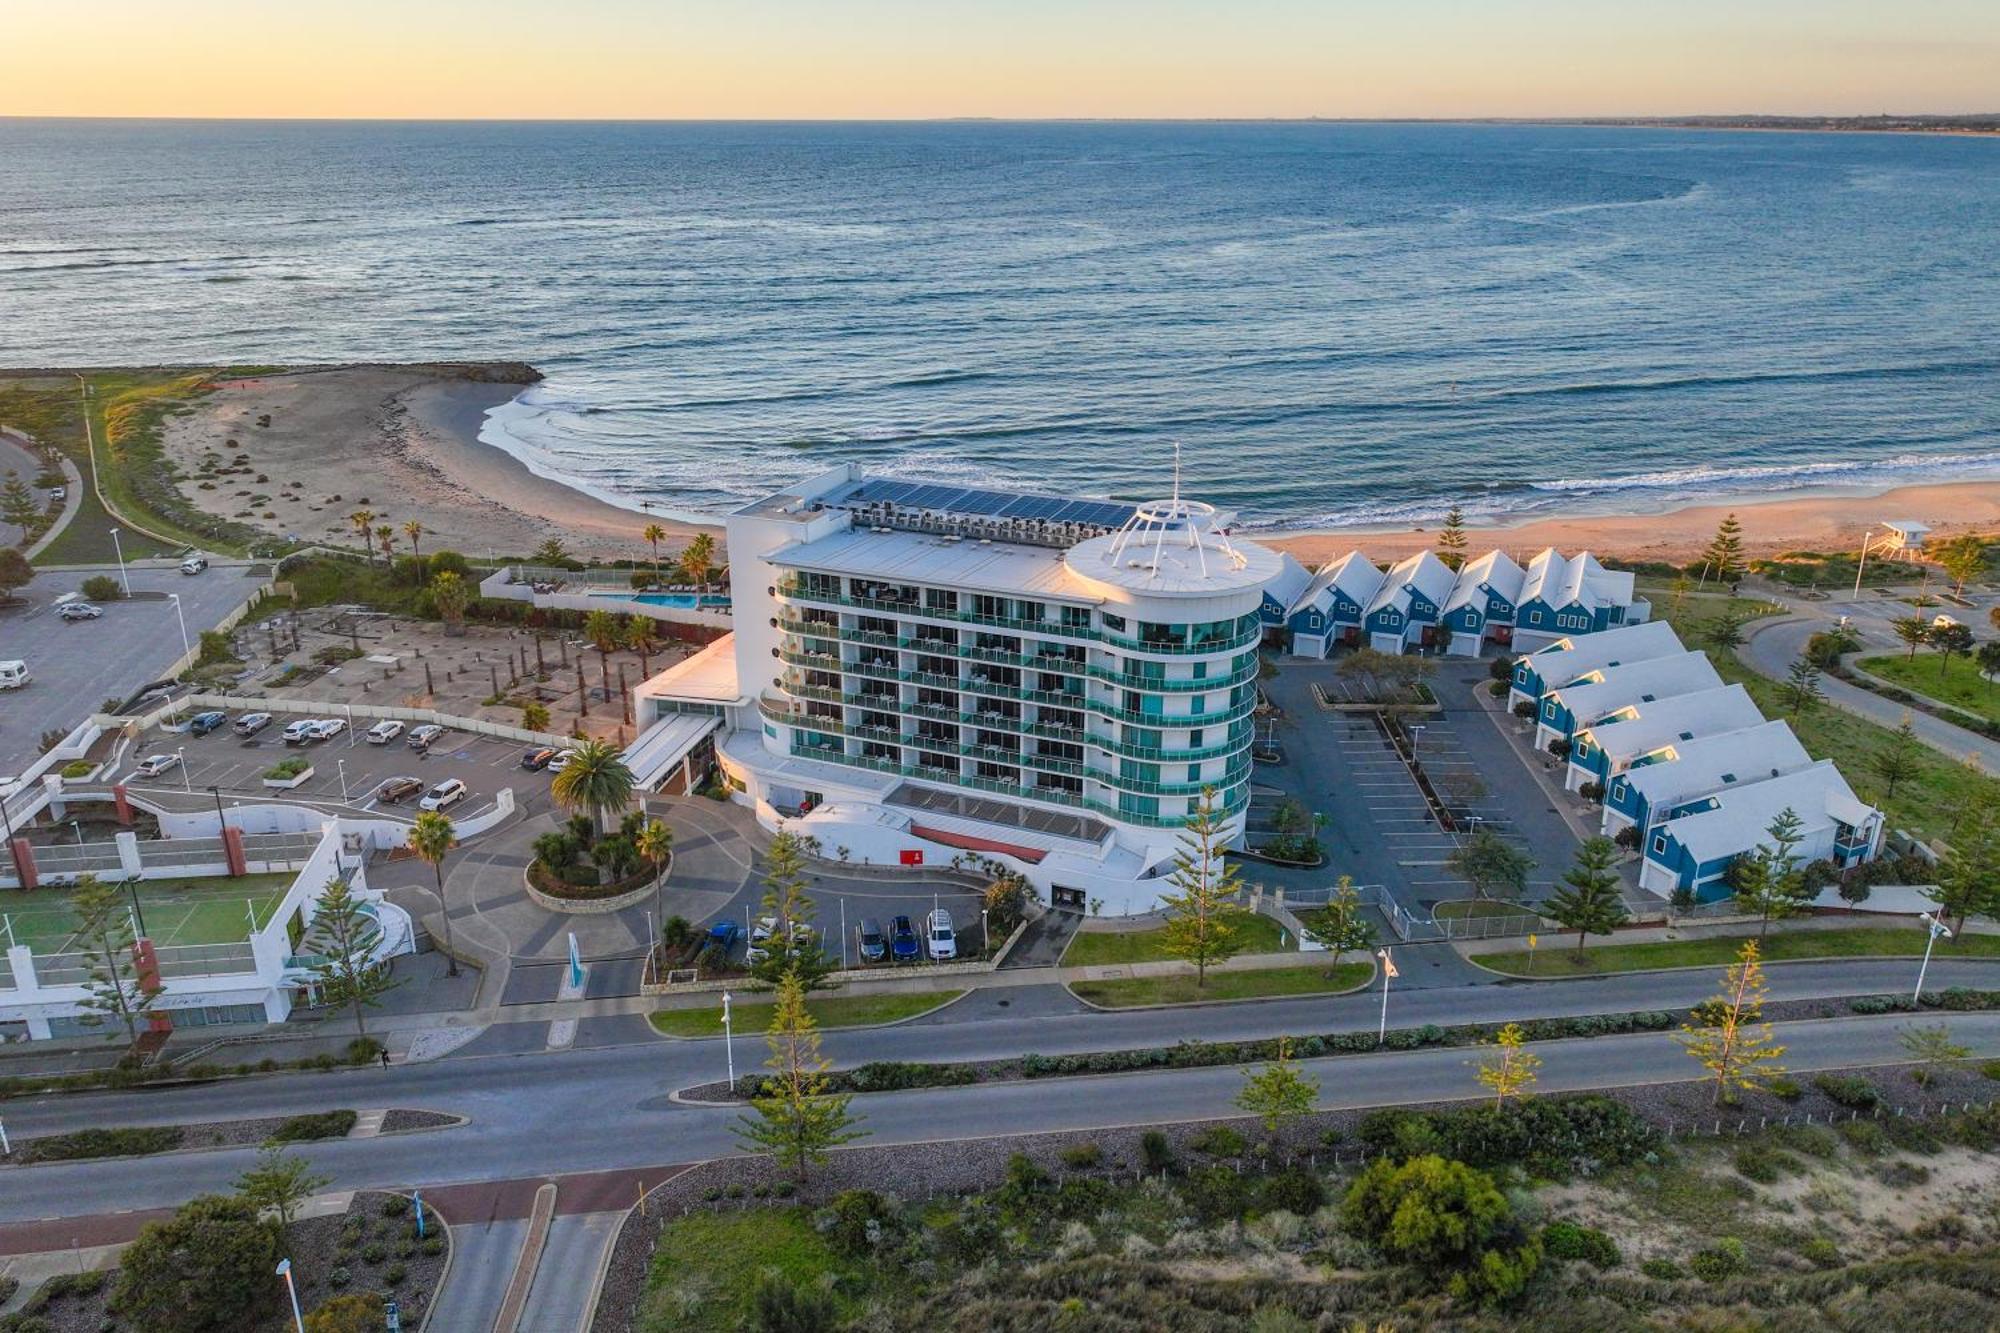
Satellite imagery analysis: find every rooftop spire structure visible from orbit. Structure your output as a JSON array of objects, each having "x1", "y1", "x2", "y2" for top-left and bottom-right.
[{"x1": 1102, "y1": 444, "x2": 1248, "y2": 581}]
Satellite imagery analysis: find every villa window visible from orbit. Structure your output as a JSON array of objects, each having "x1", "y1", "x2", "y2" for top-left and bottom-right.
[
  {"x1": 1651, "y1": 834, "x2": 1667, "y2": 856},
  {"x1": 1528, "y1": 609, "x2": 1543, "y2": 626}
]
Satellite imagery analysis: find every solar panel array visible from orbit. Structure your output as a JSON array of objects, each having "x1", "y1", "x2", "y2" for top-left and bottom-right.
[{"x1": 843, "y1": 478, "x2": 1135, "y2": 530}]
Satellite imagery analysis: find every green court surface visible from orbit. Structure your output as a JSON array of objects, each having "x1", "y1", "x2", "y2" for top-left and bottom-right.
[{"x1": 0, "y1": 874, "x2": 295, "y2": 956}]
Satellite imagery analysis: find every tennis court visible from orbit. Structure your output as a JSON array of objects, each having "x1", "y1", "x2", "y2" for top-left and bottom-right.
[{"x1": 0, "y1": 873, "x2": 296, "y2": 955}]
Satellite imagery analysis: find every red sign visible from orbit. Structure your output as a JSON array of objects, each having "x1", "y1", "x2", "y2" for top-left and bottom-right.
[{"x1": 899, "y1": 849, "x2": 923, "y2": 866}]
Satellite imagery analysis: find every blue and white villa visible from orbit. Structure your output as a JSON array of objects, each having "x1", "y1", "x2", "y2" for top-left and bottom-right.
[{"x1": 1285, "y1": 552, "x2": 1385, "y2": 658}]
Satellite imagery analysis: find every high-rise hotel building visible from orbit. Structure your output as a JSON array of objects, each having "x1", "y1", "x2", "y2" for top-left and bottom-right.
[{"x1": 643, "y1": 463, "x2": 1283, "y2": 912}]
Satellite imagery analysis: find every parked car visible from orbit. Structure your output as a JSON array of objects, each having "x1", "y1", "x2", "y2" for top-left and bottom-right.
[
  {"x1": 47, "y1": 485, "x2": 65, "y2": 501},
  {"x1": 365, "y1": 720, "x2": 404, "y2": 745},
  {"x1": 0, "y1": 660, "x2": 28, "y2": 690},
  {"x1": 706, "y1": 920, "x2": 743, "y2": 954},
  {"x1": 187, "y1": 710, "x2": 227, "y2": 736},
  {"x1": 312, "y1": 718, "x2": 347, "y2": 741},
  {"x1": 57, "y1": 603, "x2": 102, "y2": 622},
  {"x1": 925, "y1": 908, "x2": 958, "y2": 961},
  {"x1": 889, "y1": 914, "x2": 921, "y2": 963},
  {"x1": 407, "y1": 724, "x2": 445, "y2": 750},
  {"x1": 519, "y1": 747, "x2": 557, "y2": 771},
  {"x1": 546, "y1": 749, "x2": 577, "y2": 773},
  {"x1": 233, "y1": 711, "x2": 273, "y2": 736},
  {"x1": 133, "y1": 753, "x2": 181, "y2": 779},
  {"x1": 418, "y1": 778, "x2": 468, "y2": 811},
  {"x1": 282, "y1": 719, "x2": 318, "y2": 745},
  {"x1": 375, "y1": 775, "x2": 424, "y2": 804},
  {"x1": 858, "y1": 917, "x2": 887, "y2": 963},
  {"x1": 179, "y1": 556, "x2": 208, "y2": 575}
]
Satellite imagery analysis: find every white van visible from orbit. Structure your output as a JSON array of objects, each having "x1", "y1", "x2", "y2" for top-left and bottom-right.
[{"x1": 0, "y1": 661, "x2": 27, "y2": 690}]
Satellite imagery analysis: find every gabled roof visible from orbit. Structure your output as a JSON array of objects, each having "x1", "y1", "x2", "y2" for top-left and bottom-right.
[
  {"x1": 1547, "y1": 651, "x2": 1723, "y2": 725},
  {"x1": 1443, "y1": 549, "x2": 1527, "y2": 615},
  {"x1": 1366, "y1": 550, "x2": 1455, "y2": 616},
  {"x1": 1315, "y1": 551, "x2": 1385, "y2": 606},
  {"x1": 1519, "y1": 547, "x2": 1636, "y2": 610},
  {"x1": 1264, "y1": 551, "x2": 1314, "y2": 611},
  {"x1": 1620, "y1": 721, "x2": 1814, "y2": 810},
  {"x1": 1519, "y1": 619, "x2": 1683, "y2": 682},
  {"x1": 1578, "y1": 684, "x2": 1766, "y2": 766},
  {"x1": 1655, "y1": 760, "x2": 1878, "y2": 862}
]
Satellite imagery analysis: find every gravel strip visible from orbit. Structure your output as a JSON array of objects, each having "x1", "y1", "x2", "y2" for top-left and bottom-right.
[{"x1": 379, "y1": 1108, "x2": 463, "y2": 1135}]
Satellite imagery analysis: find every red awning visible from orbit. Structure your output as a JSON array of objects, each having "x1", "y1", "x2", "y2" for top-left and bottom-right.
[{"x1": 910, "y1": 824, "x2": 1047, "y2": 864}]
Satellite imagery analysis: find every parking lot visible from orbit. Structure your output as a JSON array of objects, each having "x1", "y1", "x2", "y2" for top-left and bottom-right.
[
  {"x1": 0, "y1": 562, "x2": 264, "y2": 778},
  {"x1": 113, "y1": 709, "x2": 530, "y2": 822}
]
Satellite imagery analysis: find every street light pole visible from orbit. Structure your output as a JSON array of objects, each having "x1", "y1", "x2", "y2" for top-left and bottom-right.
[
  {"x1": 108, "y1": 528, "x2": 130, "y2": 596},
  {"x1": 1915, "y1": 911, "x2": 1955, "y2": 1002},
  {"x1": 1376, "y1": 947, "x2": 1396, "y2": 1044},
  {"x1": 336, "y1": 758, "x2": 349, "y2": 802},
  {"x1": 722, "y1": 991, "x2": 735, "y2": 1087},
  {"x1": 167, "y1": 593, "x2": 193, "y2": 668},
  {"x1": 274, "y1": 1258, "x2": 304, "y2": 1333},
  {"x1": 1853, "y1": 530, "x2": 1872, "y2": 598},
  {"x1": 177, "y1": 747, "x2": 189, "y2": 793}
]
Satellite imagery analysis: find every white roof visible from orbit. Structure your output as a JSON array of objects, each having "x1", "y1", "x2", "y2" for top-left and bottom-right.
[
  {"x1": 621, "y1": 712, "x2": 722, "y2": 788},
  {"x1": 1365, "y1": 550, "x2": 1456, "y2": 616},
  {"x1": 1548, "y1": 651, "x2": 1723, "y2": 724},
  {"x1": 1264, "y1": 552, "x2": 1314, "y2": 609},
  {"x1": 1657, "y1": 761, "x2": 1877, "y2": 862},
  {"x1": 1065, "y1": 510, "x2": 1285, "y2": 598},
  {"x1": 1883, "y1": 519, "x2": 1931, "y2": 538},
  {"x1": 1299, "y1": 550, "x2": 1385, "y2": 611},
  {"x1": 1581, "y1": 684, "x2": 1767, "y2": 767},
  {"x1": 1619, "y1": 721, "x2": 1815, "y2": 810},
  {"x1": 773, "y1": 525, "x2": 1095, "y2": 601},
  {"x1": 635, "y1": 633, "x2": 744, "y2": 706},
  {"x1": 1519, "y1": 547, "x2": 1636, "y2": 611},
  {"x1": 1443, "y1": 549, "x2": 1527, "y2": 615},
  {"x1": 1520, "y1": 619, "x2": 1683, "y2": 681}
]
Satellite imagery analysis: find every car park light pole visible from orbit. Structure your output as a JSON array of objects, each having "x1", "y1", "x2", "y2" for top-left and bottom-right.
[
  {"x1": 345, "y1": 704, "x2": 356, "y2": 747},
  {"x1": 108, "y1": 528, "x2": 131, "y2": 596},
  {"x1": 166, "y1": 593, "x2": 193, "y2": 666},
  {"x1": 274, "y1": 1258, "x2": 304, "y2": 1333},
  {"x1": 721, "y1": 991, "x2": 735, "y2": 1087},
  {"x1": 336, "y1": 758, "x2": 349, "y2": 802},
  {"x1": 1376, "y1": 947, "x2": 1398, "y2": 1044},
  {"x1": 177, "y1": 747, "x2": 189, "y2": 792}
]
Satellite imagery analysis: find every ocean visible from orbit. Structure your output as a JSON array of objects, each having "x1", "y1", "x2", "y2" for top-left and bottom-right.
[{"x1": 1, "y1": 119, "x2": 1996, "y2": 530}]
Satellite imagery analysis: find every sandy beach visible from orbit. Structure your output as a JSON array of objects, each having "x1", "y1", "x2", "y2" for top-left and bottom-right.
[
  {"x1": 1256, "y1": 481, "x2": 2000, "y2": 569},
  {"x1": 158, "y1": 366, "x2": 708, "y2": 563}
]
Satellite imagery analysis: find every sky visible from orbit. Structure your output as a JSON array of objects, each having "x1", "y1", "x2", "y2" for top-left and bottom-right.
[{"x1": 3, "y1": 0, "x2": 1995, "y2": 121}]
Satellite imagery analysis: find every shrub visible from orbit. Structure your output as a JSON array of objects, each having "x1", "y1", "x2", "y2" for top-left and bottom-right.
[
  {"x1": 1733, "y1": 1145, "x2": 1793, "y2": 1184},
  {"x1": 1795, "y1": 1235, "x2": 1841, "y2": 1268},
  {"x1": 378, "y1": 1194, "x2": 410, "y2": 1217},
  {"x1": 266, "y1": 1109, "x2": 357, "y2": 1143},
  {"x1": 1258, "y1": 1169, "x2": 1327, "y2": 1217},
  {"x1": 752, "y1": 1274, "x2": 837, "y2": 1333},
  {"x1": 1140, "y1": 1130, "x2": 1176, "y2": 1174},
  {"x1": 1688, "y1": 1236, "x2": 1749, "y2": 1282},
  {"x1": 1772, "y1": 1124, "x2": 1839, "y2": 1159},
  {"x1": 1061, "y1": 1142, "x2": 1103, "y2": 1170},
  {"x1": 1839, "y1": 1119, "x2": 1889, "y2": 1156},
  {"x1": 1541, "y1": 1220, "x2": 1621, "y2": 1268},
  {"x1": 1812, "y1": 1073, "x2": 1882, "y2": 1110},
  {"x1": 1190, "y1": 1125, "x2": 1247, "y2": 1158},
  {"x1": 1765, "y1": 1075, "x2": 1804, "y2": 1101},
  {"x1": 1883, "y1": 1115, "x2": 1942, "y2": 1154},
  {"x1": 81, "y1": 574, "x2": 122, "y2": 601},
  {"x1": 1181, "y1": 1164, "x2": 1251, "y2": 1224},
  {"x1": 1982, "y1": 1059, "x2": 2000, "y2": 1081},
  {"x1": 1341, "y1": 1155, "x2": 1541, "y2": 1306},
  {"x1": 1639, "y1": 1257, "x2": 1683, "y2": 1280},
  {"x1": 1875, "y1": 1160, "x2": 1931, "y2": 1188},
  {"x1": 817, "y1": 1189, "x2": 896, "y2": 1257},
  {"x1": 22, "y1": 1125, "x2": 182, "y2": 1162},
  {"x1": 1512, "y1": 701, "x2": 1535, "y2": 719}
]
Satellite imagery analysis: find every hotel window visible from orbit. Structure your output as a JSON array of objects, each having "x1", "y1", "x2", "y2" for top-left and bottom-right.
[
  {"x1": 1187, "y1": 763, "x2": 1201, "y2": 782},
  {"x1": 925, "y1": 588, "x2": 958, "y2": 613},
  {"x1": 1101, "y1": 612, "x2": 1126, "y2": 632},
  {"x1": 1192, "y1": 661, "x2": 1208, "y2": 680},
  {"x1": 971, "y1": 593, "x2": 1007, "y2": 620},
  {"x1": 1061, "y1": 605, "x2": 1091, "y2": 628},
  {"x1": 1187, "y1": 728, "x2": 1203, "y2": 747}
]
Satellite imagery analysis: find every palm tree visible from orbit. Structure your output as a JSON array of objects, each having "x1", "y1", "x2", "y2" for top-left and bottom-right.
[
  {"x1": 584, "y1": 609, "x2": 624, "y2": 702},
  {"x1": 550, "y1": 737, "x2": 636, "y2": 835},
  {"x1": 636, "y1": 817, "x2": 673, "y2": 961},
  {"x1": 680, "y1": 532, "x2": 717, "y2": 589},
  {"x1": 403, "y1": 519, "x2": 425, "y2": 561},
  {"x1": 407, "y1": 811, "x2": 460, "y2": 977},
  {"x1": 349, "y1": 509, "x2": 376, "y2": 562},
  {"x1": 375, "y1": 524, "x2": 395, "y2": 561},
  {"x1": 625, "y1": 615, "x2": 658, "y2": 679},
  {"x1": 642, "y1": 523, "x2": 666, "y2": 585}
]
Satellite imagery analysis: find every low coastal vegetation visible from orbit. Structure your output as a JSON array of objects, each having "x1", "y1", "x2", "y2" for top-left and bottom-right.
[{"x1": 1070, "y1": 961, "x2": 1373, "y2": 1007}]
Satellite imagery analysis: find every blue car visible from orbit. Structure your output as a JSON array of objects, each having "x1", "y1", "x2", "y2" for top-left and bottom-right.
[
  {"x1": 706, "y1": 920, "x2": 743, "y2": 954},
  {"x1": 889, "y1": 914, "x2": 920, "y2": 962},
  {"x1": 188, "y1": 710, "x2": 227, "y2": 736}
]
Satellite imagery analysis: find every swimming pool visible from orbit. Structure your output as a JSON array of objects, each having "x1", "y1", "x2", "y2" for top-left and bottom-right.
[{"x1": 591, "y1": 591, "x2": 732, "y2": 610}]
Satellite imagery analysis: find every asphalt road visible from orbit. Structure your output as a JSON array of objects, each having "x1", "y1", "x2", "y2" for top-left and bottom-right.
[
  {"x1": 4, "y1": 954, "x2": 1998, "y2": 1227},
  {"x1": 0, "y1": 563, "x2": 262, "y2": 776}
]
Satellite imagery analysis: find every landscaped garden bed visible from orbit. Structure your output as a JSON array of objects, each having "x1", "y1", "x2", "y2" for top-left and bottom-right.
[
  {"x1": 3, "y1": 1109, "x2": 356, "y2": 1166},
  {"x1": 528, "y1": 812, "x2": 667, "y2": 904}
]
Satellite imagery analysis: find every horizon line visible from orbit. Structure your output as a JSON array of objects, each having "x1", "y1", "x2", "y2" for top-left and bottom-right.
[{"x1": 3, "y1": 111, "x2": 1998, "y2": 126}]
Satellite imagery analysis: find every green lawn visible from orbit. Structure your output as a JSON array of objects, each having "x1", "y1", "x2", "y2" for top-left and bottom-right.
[
  {"x1": 648, "y1": 989, "x2": 963, "y2": 1037},
  {"x1": 637, "y1": 1209, "x2": 864, "y2": 1333},
  {"x1": 0, "y1": 374, "x2": 176, "y2": 566},
  {"x1": 1069, "y1": 960, "x2": 1372, "y2": 1007},
  {"x1": 1638, "y1": 582, "x2": 2000, "y2": 844},
  {"x1": 0, "y1": 873, "x2": 294, "y2": 954},
  {"x1": 1474, "y1": 926, "x2": 2000, "y2": 977},
  {"x1": 1433, "y1": 898, "x2": 1535, "y2": 921},
  {"x1": 1857, "y1": 652, "x2": 2000, "y2": 727},
  {"x1": 1062, "y1": 913, "x2": 1294, "y2": 966}
]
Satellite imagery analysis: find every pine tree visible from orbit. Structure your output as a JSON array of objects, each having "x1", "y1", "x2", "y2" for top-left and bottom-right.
[
  {"x1": 1446, "y1": 825, "x2": 1534, "y2": 901},
  {"x1": 1542, "y1": 836, "x2": 1629, "y2": 958},
  {"x1": 1870, "y1": 714, "x2": 1923, "y2": 804},
  {"x1": 1437, "y1": 505, "x2": 1469, "y2": 571},
  {"x1": 1472, "y1": 1023, "x2": 1542, "y2": 1105},
  {"x1": 1158, "y1": 788, "x2": 1252, "y2": 987},
  {"x1": 304, "y1": 875, "x2": 399, "y2": 1038},
  {"x1": 1890, "y1": 614, "x2": 1932, "y2": 661},
  {"x1": 1668, "y1": 573, "x2": 1693, "y2": 622},
  {"x1": 1235, "y1": 1037, "x2": 1319, "y2": 1135},
  {"x1": 733, "y1": 971, "x2": 864, "y2": 1181},
  {"x1": 0, "y1": 472, "x2": 39, "y2": 530},
  {"x1": 1901, "y1": 1023, "x2": 1971, "y2": 1087},
  {"x1": 1301, "y1": 874, "x2": 1374, "y2": 969},
  {"x1": 1927, "y1": 811, "x2": 1998, "y2": 934},
  {"x1": 751, "y1": 831, "x2": 831, "y2": 990},
  {"x1": 1676, "y1": 940, "x2": 1788, "y2": 1105},
  {"x1": 1732, "y1": 807, "x2": 1809, "y2": 938},
  {"x1": 1700, "y1": 513, "x2": 1746, "y2": 584},
  {"x1": 1933, "y1": 533, "x2": 1989, "y2": 597},
  {"x1": 72, "y1": 873, "x2": 160, "y2": 1045},
  {"x1": 1778, "y1": 655, "x2": 1824, "y2": 716},
  {"x1": 234, "y1": 1143, "x2": 329, "y2": 1230}
]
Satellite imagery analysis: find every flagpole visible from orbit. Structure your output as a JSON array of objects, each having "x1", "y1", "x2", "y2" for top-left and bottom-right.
[{"x1": 1377, "y1": 948, "x2": 1393, "y2": 1044}]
